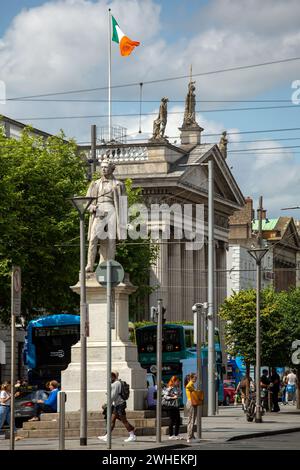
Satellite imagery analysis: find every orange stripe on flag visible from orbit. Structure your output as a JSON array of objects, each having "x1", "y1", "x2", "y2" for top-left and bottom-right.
[{"x1": 120, "y1": 36, "x2": 140, "y2": 56}]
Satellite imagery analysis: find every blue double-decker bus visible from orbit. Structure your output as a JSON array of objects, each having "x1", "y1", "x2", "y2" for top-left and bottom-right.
[{"x1": 23, "y1": 314, "x2": 80, "y2": 387}]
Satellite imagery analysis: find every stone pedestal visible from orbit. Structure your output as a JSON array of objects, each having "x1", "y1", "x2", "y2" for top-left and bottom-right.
[
  {"x1": 61, "y1": 273, "x2": 147, "y2": 412},
  {"x1": 179, "y1": 124, "x2": 203, "y2": 145}
]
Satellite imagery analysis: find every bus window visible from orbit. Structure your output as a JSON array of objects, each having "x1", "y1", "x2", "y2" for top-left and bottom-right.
[
  {"x1": 136, "y1": 326, "x2": 183, "y2": 353},
  {"x1": 184, "y1": 329, "x2": 194, "y2": 348}
]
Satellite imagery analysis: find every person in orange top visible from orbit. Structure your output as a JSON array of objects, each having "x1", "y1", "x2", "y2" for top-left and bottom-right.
[{"x1": 185, "y1": 373, "x2": 199, "y2": 443}]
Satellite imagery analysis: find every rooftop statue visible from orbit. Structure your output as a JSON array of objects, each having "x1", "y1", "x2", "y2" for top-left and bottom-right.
[
  {"x1": 152, "y1": 97, "x2": 169, "y2": 140},
  {"x1": 183, "y1": 80, "x2": 196, "y2": 127},
  {"x1": 219, "y1": 131, "x2": 228, "y2": 159}
]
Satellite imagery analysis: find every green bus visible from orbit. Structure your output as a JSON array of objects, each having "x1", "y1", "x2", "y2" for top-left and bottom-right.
[{"x1": 135, "y1": 323, "x2": 223, "y2": 398}]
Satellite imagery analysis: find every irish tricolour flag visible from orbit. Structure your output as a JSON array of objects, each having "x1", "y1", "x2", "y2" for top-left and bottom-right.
[{"x1": 111, "y1": 15, "x2": 140, "y2": 56}]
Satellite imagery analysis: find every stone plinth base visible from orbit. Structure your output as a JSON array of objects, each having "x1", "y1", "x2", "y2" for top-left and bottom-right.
[
  {"x1": 61, "y1": 273, "x2": 147, "y2": 412},
  {"x1": 179, "y1": 124, "x2": 203, "y2": 145}
]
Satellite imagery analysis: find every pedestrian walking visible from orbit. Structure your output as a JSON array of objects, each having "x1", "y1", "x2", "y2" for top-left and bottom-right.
[
  {"x1": 162, "y1": 375, "x2": 182, "y2": 440},
  {"x1": 98, "y1": 371, "x2": 136, "y2": 443},
  {"x1": 185, "y1": 373, "x2": 200, "y2": 443},
  {"x1": 0, "y1": 382, "x2": 20, "y2": 440},
  {"x1": 0, "y1": 382, "x2": 12, "y2": 430},
  {"x1": 270, "y1": 368, "x2": 280, "y2": 412},
  {"x1": 281, "y1": 371, "x2": 289, "y2": 405},
  {"x1": 286, "y1": 369, "x2": 297, "y2": 405},
  {"x1": 236, "y1": 376, "x2": 247, "y2": 411},
  {"x1": 260, "y1": 369, "x2": 270, "y2": 412}
]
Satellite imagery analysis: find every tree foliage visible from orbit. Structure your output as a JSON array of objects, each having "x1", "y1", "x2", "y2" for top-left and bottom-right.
[
  {"x1": 0, "y1": 127, "x2": 87, "y2": 323},
  {"x1": 220, "y1": 287, "x2": 299, "y2": 367},
  {"x1": 0, "y1": 135, "x2": 157, "y2": 324}
]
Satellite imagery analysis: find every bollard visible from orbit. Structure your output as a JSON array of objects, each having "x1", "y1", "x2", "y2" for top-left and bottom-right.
[
  {"x1": 58, "y1": 391, "x2": 66, "y2": 450},
  {"x1": 268, "y1": 390, "x2": 271, "y2": 412}
]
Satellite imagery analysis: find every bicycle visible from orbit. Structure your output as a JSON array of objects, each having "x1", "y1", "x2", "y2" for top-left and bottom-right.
[{"x1": 245, "y1": 391, "x2": 266, "y2": 422}]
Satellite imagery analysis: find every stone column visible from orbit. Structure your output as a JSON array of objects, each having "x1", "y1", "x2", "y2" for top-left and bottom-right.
[
  {"x1": 149, "y1": 239, "x2": 169, "y2": 316},
  {"x1": 182, "y1": 241, "x2": 194, "y2": 321},
  {"x1": 61, "y1": 274, "x2": 147, "y2": 412},
  {"x1": 168, "y1": 241, "x2": 182, "y2": 321}
]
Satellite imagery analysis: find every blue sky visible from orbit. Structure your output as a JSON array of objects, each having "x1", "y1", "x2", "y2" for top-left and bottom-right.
[{"x1": 0, "y1": 0, "x2": 300, "y2": 215}]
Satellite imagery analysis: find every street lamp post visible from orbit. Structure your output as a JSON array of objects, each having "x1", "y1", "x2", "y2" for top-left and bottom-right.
[
  {"x1": 156, "y1": 299, "x2": 163, "y2": 443},
  {"x1": 193, "y1": 302, "x2": 207, "y2": 439},
  {"x1": 248, "y1": 246, "x2": 268, "y2": 423},
  {"x1": 71, "y1": 195, "x2": 95, "y2": 446}
]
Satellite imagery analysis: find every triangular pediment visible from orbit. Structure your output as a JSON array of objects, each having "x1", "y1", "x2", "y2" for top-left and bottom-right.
[
  {"x1": 280, "y1": 218, "x2": 300, "y2": 249},
  {"x1": 177, "y1": 144, "x2": 244, "y2": 209}
]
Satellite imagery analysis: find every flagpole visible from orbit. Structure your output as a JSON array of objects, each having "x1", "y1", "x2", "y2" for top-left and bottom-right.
[{"x1": 108, "y1": 8, "x2": 112, "y2": 142}]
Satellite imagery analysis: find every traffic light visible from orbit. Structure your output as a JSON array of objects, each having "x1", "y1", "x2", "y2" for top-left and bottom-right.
[{"x1": 162, "y1": 306, "x2": 166, "y2": 324}]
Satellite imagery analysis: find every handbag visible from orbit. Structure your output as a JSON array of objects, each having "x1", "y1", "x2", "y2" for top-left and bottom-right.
[
  {"x1": 190, "y1": 390, "x2": 204, "y2": 406},
  {"x1": 162, "y1": 397, "x2": 178, "y2": 409}
]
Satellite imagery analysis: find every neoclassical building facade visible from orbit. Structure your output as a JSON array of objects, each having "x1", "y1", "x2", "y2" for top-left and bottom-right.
[{"x1": 78, "y1": 84, "x2": 245, "y2": 329}]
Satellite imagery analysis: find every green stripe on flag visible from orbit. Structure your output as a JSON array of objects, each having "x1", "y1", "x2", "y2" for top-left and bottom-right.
[{"x1": 111, "y1": 16, "x2": 119, "y2": 43}]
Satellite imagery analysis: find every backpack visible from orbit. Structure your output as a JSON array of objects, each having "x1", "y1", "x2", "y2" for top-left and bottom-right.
[{"x1": 119, "y1": 380, "x2": 130, "y2": 400}]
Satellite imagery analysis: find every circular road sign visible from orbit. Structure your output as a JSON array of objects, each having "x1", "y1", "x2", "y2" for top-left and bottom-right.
[{"x1": 95, "y1": 260, "x2": 124, "y2": 287}]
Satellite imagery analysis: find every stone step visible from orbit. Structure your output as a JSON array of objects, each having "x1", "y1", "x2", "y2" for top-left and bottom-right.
[
  {"x1": 17, "y1": 425, "x2": 187, "y2": 439},
  {"x1": 40, "y1": 410, "x2": 162, "y2": 421},
  {"x1": 23, "y1": 417, "x2": 171, "y2": 430}
]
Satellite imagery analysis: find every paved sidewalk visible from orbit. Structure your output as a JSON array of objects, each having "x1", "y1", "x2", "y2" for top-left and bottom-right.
[{"x1": 0, "y1": 405, "x2": 299, "y2": 451}]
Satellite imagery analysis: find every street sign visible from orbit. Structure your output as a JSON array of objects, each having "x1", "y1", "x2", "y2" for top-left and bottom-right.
[
  {"x1": 95, "y1": 260, "x2": 124, "y2": 287},
  {"x1": 12, "y1": 266, "x2": 21, "y2": 316},
  {"x1": 291, "y1": 340, "x2": 300, "y2": 365}
]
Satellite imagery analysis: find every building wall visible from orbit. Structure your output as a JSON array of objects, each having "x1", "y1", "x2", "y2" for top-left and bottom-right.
[
  {"x1": 0, "y1": 322, "x2": 26, "y2": 384},
  {"x1": 227, "y1": 244, "x2": 273, "y2": 297}
]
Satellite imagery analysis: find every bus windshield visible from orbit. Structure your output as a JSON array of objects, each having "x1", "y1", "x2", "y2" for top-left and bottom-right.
[{"x1": 136, "y1": 326, "x2": 182, "y2": 353}]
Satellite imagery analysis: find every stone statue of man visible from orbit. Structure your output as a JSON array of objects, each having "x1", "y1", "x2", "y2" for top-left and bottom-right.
[
  {"x1": 219, "y1": 131, "x2": 228, "y2": 159},
  {"x1": 85, "y1": 155, "x2": 125, "y2": 272},
  {"x1": 152, "y1": 97, "x2": 168, "y2": 139},
  {"x1": 183, "y1": 80, "x2": 196, "y2": 126}
]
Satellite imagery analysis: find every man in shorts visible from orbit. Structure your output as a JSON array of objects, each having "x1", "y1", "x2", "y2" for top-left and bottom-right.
[{"x1": 98, "y1": 371, "x2": 136, "y2": 443}]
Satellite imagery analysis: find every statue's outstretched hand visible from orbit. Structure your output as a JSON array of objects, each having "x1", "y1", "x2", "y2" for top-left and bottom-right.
[{"x1": 89, "y1": 204, "x2": 97, "y2": 213}]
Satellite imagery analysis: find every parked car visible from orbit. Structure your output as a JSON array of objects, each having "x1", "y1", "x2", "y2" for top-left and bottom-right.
[
  {"x1": 223, "y1": 380, "x2": 236, "y2": 405},
  {"x1": 15, "y1": 389, "x2": 49, "y2": 421}
]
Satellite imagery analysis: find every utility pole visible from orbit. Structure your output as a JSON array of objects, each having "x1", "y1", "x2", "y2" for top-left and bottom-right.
[
  {"x1": 193, "y1": 302, "x2": 206, "y2": 439},
  {"x1": 255, "y1": 196, "x2": 263, "y2": 423},
  {"x1": 156, "y1": 299, "x2": 163, "y2": 443},
  {"x1": 208, "y1": 159, "x2": 215, "y2": 416},
  {"x1": 106, "y1": 260, "x2": 112, "y2": 449},
  {"x1": 248, "y1": 196, "x2": 268, "y2": 423},
  {"x1": 91, "y1": 124, "x2": 97, "y2": 175}
]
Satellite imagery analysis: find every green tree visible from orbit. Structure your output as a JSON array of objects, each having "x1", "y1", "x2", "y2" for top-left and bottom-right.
[
  {"x1": 0, "y1": 127, "x2": 87, "y2": 323},
  {"x1": 220, "y1": 288, "x2": 292, "y2": 370}
]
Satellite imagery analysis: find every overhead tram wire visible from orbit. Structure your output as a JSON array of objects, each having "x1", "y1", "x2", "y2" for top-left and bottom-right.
[
  {"x1": 6, "y1": 56, "x2": 300, "y2": 101},
  {"x1": 12, "y1": 104, "x2": 300, "y2": 122},
  {"x1": 6, "y1": 98, "x2": 298, "y2": 103}
]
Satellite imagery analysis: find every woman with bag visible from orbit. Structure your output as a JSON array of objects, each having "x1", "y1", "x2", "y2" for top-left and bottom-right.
[
  {"x1": 162, "y1": 376, "x2": 182, "y2": 440},
  {"x1": 185, "y1": 373, "x2": 202, "y2": 443}
]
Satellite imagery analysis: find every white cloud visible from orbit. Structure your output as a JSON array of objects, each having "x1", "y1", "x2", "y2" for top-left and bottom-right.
[
  {"x1": 0, "y1": 0, "x2": 300, "y2": 215},
  {"x1": 228, "y1": 140, "x2": 300, "y2": 215}
]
